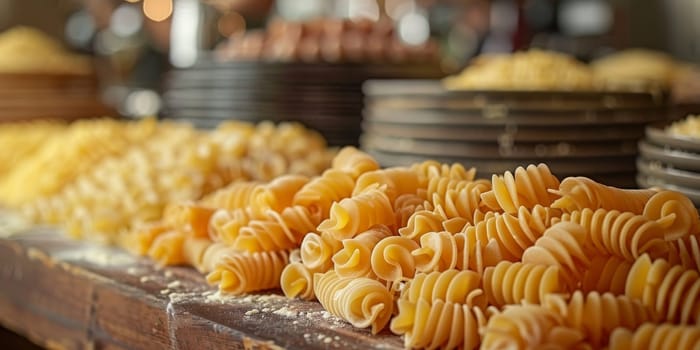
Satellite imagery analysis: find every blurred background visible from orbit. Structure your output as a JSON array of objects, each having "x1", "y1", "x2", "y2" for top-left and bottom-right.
[{"x1": 0, "y1": 0, "x2": 696, "y2": 118}]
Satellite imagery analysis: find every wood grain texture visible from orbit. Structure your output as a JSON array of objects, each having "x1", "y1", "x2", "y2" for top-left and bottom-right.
[{"x1": 0, "y1": 229, "x2": 404, "y2": 350}]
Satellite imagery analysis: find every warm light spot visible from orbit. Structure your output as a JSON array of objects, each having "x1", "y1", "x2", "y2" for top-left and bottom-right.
[{"x1": 143, "y1": 0, "x2": 173, "y2": 22}]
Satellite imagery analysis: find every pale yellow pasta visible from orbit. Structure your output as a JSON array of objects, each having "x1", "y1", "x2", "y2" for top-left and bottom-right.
[
  {"x1": 207, "y1": 207, "x2": 254, "y2": 244},
  {"x1": 122, "y1": 222, "x2": 171, "y2": 255},
  {"x1": 399, "y1": 205, "x2": 464, "y2": 242},
  {"x1": 581, "y1": 255, "x2": 633, "y2": 295},
  {"x1": 280, "y1": 261, "x2": 317, "y2": 300},
  {"x1": 248, "y1": 174, "x2": 309, "y2": 217},
  {"x1": 199, "y1": 242, "x2": 235, "y2": 273},
  {"x1": 483, "y1": 261, "x2": 564, "y2": 307},
  {"x1": 313, "y1": 270, "x2": 393, "y2": 334},
  {"x1": 426, "y1": 179, "x2": 491, "y2": 221},
  {"x1": 403, "y1": 270, "x2": 485, "y2": 308},
  {"x1": 292, "y1": 169, "x2": 355, "y2": 219},
  {"x1": 352, "y1": 167, "x2": 422, "y2": 202},
  {"x1": 300, "y1": 231, "x2": 342, "y2": 271},
  {"x1": 162, "y1": 202, "x2": 217, "y2": 238},
  {"x1": 480, "y1": 163, "x2": 561, "y2": 214},
  {"x1": 331, "y1": 146, "x2": 380, "y2": 180},
  {"x1": 182, "y1": 236, "x2": 214, "y2": 272},
  {"x1": 551, "y1": 176, "x2": 657, "y2": 214},
  {"x1": 522, "y1": 222, "x2": 591, "y2": 290},
  {"x1": 200, "y1": 180, "x2": 261, "y2": 210},
  {"x1": 481, "y1": 304, "x2": 586, "y2": 350},
  {"x1": 233, "y1": 206, "x2": 318, "y2": 252},
  {"x1": 410, "y1": 161, "x2": 475, "y2": 183},
  {"x1": 666, "y1": 234, "x2": 700, "y2": 271},
  {"x1": 625, "y1": 254, "x2": 700, "y2": 324},
  {"x1": 642, "y1": 190, "x2": 700, "y2": 240},
  {"x1": 558, "y1": 208, "x2": 668, "y2": 261},
  {"x1": 608, "y1": 323, "x2": 700, "y2": 350},
  {"x1": 332, "y1": 225, "x2": 392, "y2": 278},
  {"x1": 371, "y1": 236, "x2": 420, "y2": 282},
  {"x1": 666, "y1": 114, "x2": 700, "y2": 138},
  {"x1": 206, "y1": 250, "x2": 290, "y2": 294},
  {"x1": 390, "y1": 299, "x2": 489, "y2": 350},
  {"x1": 317, "y1": 185, "x2": 395, "y2": 240},
  {"x1": 393, "y1": 193, "x2": 428, "y2": 228},
  {"x1": 543, "y1": 291, "x2": 655, "y2": 347},
  {"x1": 413, "y1": 230, "x2": 504, "y2": 276},
  {"x1": 147, "y1": 230, "x2": 186, "y2": 266}
]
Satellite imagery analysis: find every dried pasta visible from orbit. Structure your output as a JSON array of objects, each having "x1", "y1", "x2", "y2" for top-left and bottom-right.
[
  {"x1": 332, "y1": 225, "x2": 392, "y2": 278},
  {"x1": 581, "y1": 255, "x2": 633, "y2": 295},
  {"x1": 233, "y1": 206, "x2": 318, "y2": 252},
  {"x1": 552, "y1": 176, "x2": 657, "y2": 214},
  {"x1": 393, "y1": 193, "x2": 428, "y2": 228},
  {"x1": 331, "y1": 146, "x2": 380, "y2": 180},
  {"x1": 207, "y1": 250, "x2": 290, "y2": 294},
  {"x1": 292, "y1": 169, "x2": 355, "y2": 219},
  {"x1": 426, "y1": 179, "x2": 491, "y2": 221},
  {"x1": 313, "y1": 270, "x2": 393, "y2": 334},
  {"x1": 666, "y1": 234, "x2": 700, "y2": 271},
  {"x1": 483, "y1": 261, "x2": 564, "y2": 307},
  {"x1": 300, "y1": 231, "x2": 342, "y2": 271},
  {"x1": 352, "y1": 167, "x2": 422, "y2": 202},
  {"x1": 413, "y1": 230, "x2": 504, "y2": 276},
  {"x1": 402, "y1": 270, "x2": 485, "y2": 308},
  {"x1": 480, "y1": 163, "x2": 560, "y2": 214},
  {"x1": 608, "y1": 323, "x2": 700, "y2": 350},
  {"x1": 280, "y1": 261, "x2": 316, "y2": 300},
  {"x1": 317, "y1": 185, "x2": 395, "y2": 240},
  {"x1": 371, "y1": 236, "x2": 420, "y2": 282},
  {"x1": 642, "y1": 190, "x2": 700, "y2": 240}
]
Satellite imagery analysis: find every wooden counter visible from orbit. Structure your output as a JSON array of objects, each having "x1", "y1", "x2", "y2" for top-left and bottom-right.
[{"x1": 0, "y1": 227, "x2": 404, "y2": 350}]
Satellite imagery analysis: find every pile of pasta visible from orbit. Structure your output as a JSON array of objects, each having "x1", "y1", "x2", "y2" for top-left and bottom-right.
[
  {"x1": 20, "y1": 120, "x2": 333, "y2": 244},
  {"x1": 133, "y1": 147, "x2": 700, "y2": 349},
  {"x1": 666, "y1": 114, "x2": 700, "y2": 139},
  {"x1": 0, "y1": 120, "x2": 66, "y2": 178}
]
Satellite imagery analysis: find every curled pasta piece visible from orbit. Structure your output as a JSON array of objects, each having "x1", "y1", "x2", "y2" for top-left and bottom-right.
[
  {"x1": 280, "y1": 261, "x2": 316, "y2": 300},
  {"x1": 625, "y1": 254, "x2": 700, "y2": 324},
  {"x1": 666, "y1": 234, "x2": 700, "y2": 271},
  {"x1": 426, "y1": 179, "x2": 491, "y2": 221},
  {"x1": 393, "y1": 193, "x2": 428, "y2": 228},
  {"x1": 483, "y1": 261, "x2": 564, "y2": 307},
  {"x1": 249, "y1": 174, "x2": 309, "y2": 217},
  {"x1": 609, "y1": 323, "x2": 700, "y2": 350},
  {"x1": 125, "y1": 222, "x2": 171, "y2": 255},
  {"x1": 581, "y1": 255, "x2": 633, "y2": 295},
  {"x1": 480, "y1": 163, "x2": 561, "y2": 214},
  {"x1": 390, "y1": 299, "x2": 488, "y2": 350},
  {"x1": 233, "y1": 206, "x2": 319, "y2": 252},
  {"x1": 332, "y1": 225, "x2": 392, "y2": 278},
  {"x1": 410, "y1": 161, "x2": 476, "y2": 184},
  {"x1": 403, "y1": 270, "x2": 485, "y2": 308},
  {"x1": 300, "y1": 231, "x2": 342, "y2": 271},
  {"x1": 331, "y1": 146, "x2": 380, "y2": 180},
  {"x1": 522, "y1": 221, "x2": 591, "y2": 290},
  {"x1": 147, "y1": 230, "x2": 185, "y2": 266},
  {"x1": 182, "y1": 236, "x2": 213, "y2": 272},
  {"x1": 412, "y1": 231, "x2": 504, "y2": 276},
  {"x1": 292, "y1": 169, "x2": 355, "y2": 219},
  {"x1": 207, "y1": 207, "x2": 253, "y2": 244},
  {"x1": 642, "y1": 190, "x2": 700, "y2": 240},
  {"x1": 543, "y1": 291, "x2": 655, "y2": 347},
  {"x1": 200, "y1": 180, "x2": 261, "y2": 209},
  {"x1": 371, "y1": 236, "x2": 419, "y2": 282},
  {"x1": 399, "y1": 205, "x2": 464, "y2": 242},
  {"x1": 481, "y1": 304, "x2": 585, "y2": 350},
  {"x1": 313, "y1": 270, "x2": 393, "y2": 334},
  {"x1": 353, "y1": 167, "x2": 422, "y2": 202},
  {"x1": 559, "y1": 208, "x2": 668, "y2": 261},
  {"x1": 551, "y1": 176, "x2": 656, "y2": 214},
  {"x1": 199, "y1": 242, "x2": 235, "y2": 273},
  {"x1": 317, "y1": 185, "x2": 395, "y2": 240},
  {"x1": 206, "y1": 250, "x2": 290, "y2": 294},
  {"x1": 162, "y1": 203, "x2": 216, "y2": 238}
]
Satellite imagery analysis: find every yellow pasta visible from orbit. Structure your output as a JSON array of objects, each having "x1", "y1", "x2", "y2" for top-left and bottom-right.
[
  {"x1": 313, "y1": 270, "x2": 393, "y2": 334},
  {"x1": 390, "y1": 299, "x2": 489, "y2": 350},
  {"x1": 625, "y1": 254, "x2": 700, "y2": 324},
  {"x1": 426, "y1": 179, "x2": 491, "y2": 221},
  {"x1": 182, "y1": 236, "x2": 214, "y2": 271},
  {"x1": 248, "y1": 174, "x2": 309, "y2": 217},
  {"x1": 280, "y1": 261, "x2": 317, "y2": 300},
  {"x1": 207, "y1": 250, "x2": 290, "y2": 294},
  {"x1": 665, "y1": 234, "x2": 700, "y2": 271},
  {"x1": 371, "y1": 236, "x2": 420, "y2": 282},
  {"x1": 403, "y1": 270, "x2": 485, "y2": 308},
  {"x1": 331, "y1": 146, "x2": 380, "y2": 180},
  {"x1": 480, "y1": 163, "x2": 560, "y2": 214},
  {"x1": 300, "y1": 231, "x2": 342, "y2": 271},
  {"x1": 200, "y1": 180, "x2": 261, "y2": 210},
  {"x1": 483, "y1": 261, "x2": 564, "y2": 307},
  {"x1": 317, "y1": 185, "x2": 395, "y2": 240},
  {"x1": 332, "y1": 225, "x2": 392, "y2": 278},
  {"x1": 642, "y1": 190, "x2": 700, "y2": 240},
  {"x1": 481, "y1": 304, "x2": 586, "y2": 350},
  {"x1": 413, "y1": 230, "x2": 504, "y2": 276},
  {"x1": 393, "y1": 193, "x2": 428, "y2": 228},
  {"x1": 162, "y1": 202, "x2": 217, "y2": 238},
  {"x1": 522, "y1": 221, "x2": 591, "y2": 290},
  {"x1": 207, "y1": 207, "x2": 254, "y2": 244},
  {"x1": 147, "y1": 230, "x2": 186, "y2": 266},
  {"x1": 551, "y1": 176, "x2": 657, "y2": 214},
  {"x1": 581, "y1": 255, "x2": 633, "y2": 295},
  {"x1": 399, "y1": 205, "x2": 467, "y2": 242},
  {"x1": 199, "y1": 242, "x2": 235, "y2": 273},
  {"x1": 608, "y1": 323, "x2": 700, "y2": 350},
  {"x1": 233, "y1": 206, "x2": 318, "y2": 252},
  {"x1": 353, "y1": 167, "x2": 423, "y2": 202},
  {"x1": 292, "y1": 169, "x2": 355, "y2": 219},
  {"x1": 558, "y1": 208, "x2": 668, "y2": 261},
  {"x1": 543, "y1": 291, "x2": 655, "y2": 347}
]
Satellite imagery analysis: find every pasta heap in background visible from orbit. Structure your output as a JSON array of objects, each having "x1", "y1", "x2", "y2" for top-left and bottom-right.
[
  {"x1": 136, "y1": 146, "x2": 700, "y2": 349},
  {"x1": 2, "y1": 119, "x2": 333, "y2": 244},
  {"x1": 0, "y1": 120, "x2": 66, "y2": 178},
  {"x1": 666, "y1": 114, "x2": 700, "y2": 138}
]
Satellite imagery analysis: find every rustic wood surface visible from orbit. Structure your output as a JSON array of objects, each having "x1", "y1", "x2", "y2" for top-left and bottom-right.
[{"x1": 0, "y1": 227, "x2": 404, "y2": 350}]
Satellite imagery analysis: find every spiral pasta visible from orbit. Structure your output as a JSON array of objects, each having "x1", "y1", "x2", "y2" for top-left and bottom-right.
[
  {"x1": 480, "y1": 163, "x2": 561, "y2": 214},
  {"x1": 332, "y1": 225, "x2": 392, "y2": 278},
  {"x1": 300, "y1": 231, "x2": 342, "y2": 271},
  {"x1": 412, "y1": 230, "x2": 505, "y2": 276},
  {"x1": 558, "y1": 208, "x2": 668, "y2": 261},
  {"x1": 410, "y1": 161, "x2": 475, "y2": 184},
  {"x1": 200, "y1": 180, "x2": 261, "y2": 210},
  {"x1": 551, "y1": 176, "x2": 657, "y2": 214},
  {"x1": 280, "y1": 261, "x2": 317, "y2": 300},
  {"x1": 352, "y1": 167, "x2": 422, "y2": 202},
  {"x1": 317, "y1": 185, "x2": 395, "y2": 240},
  {"x1": 147, "y1": 230, "x2": 186, "y2": 266},
  {"x1": 427, "y1": 179, "x2": 491, "y2": 221},
  {"x1": 248, "y1": 174, "x2": 309, "y2": 217},
  {"x1": 625, "y1": 254, "x2": 700, "y2": 324},
  {"x1": 522, "y1": 221, "x2": 591, "y2": 290},
  {"x1": 207, "y1": 207, "x2": 254, "y2": 244},
  {"x1": 371, "y1": 236, "x2": 420, "y2": 282},
  {"x1": 161, "y1": 202, "x2": 217, "y2": 238},
  {"x1": 666, "y1": 234, "x2": 700, "y2": 271},
  {"x1": 403, "y1": 270, "x2": 485, "y2": 308},
  {"x1": 331, "y1": 146, "x2": 380, "y2": 180},
  {"x1": 483, "y1": 261, "x2": 564, "y2": 307},
  {"x1": 581, "y1": 255, "x2": 633, "y2": 295},
  {"x1": 313, "y1": 270, "x2": 393, "y2": 334},
  {"x1": 608, "y1": 323, "x2": 700, "y2": 350},
  {"x1": 292, "y1": 169, "x2": 355, "y2": 219},
  {"x1": 642, "y1": 190, "x2": 700, "y2": 240},
  {"x1": 206, "y1": 250, "x2": 290, "y2": 294},
  {"x1": 481, "y1": 304, "x2": 585, "y2": 350},
  {"x1": 399, "y1": 205, "x2": 465, "y2": 242},
  {"x1": 543, "y1": 291, "x2": 656, "y2": 347},
  {"x1": 393, "y1": 193, "x2": 428, "y2": 228},
  {"x1": 233, "y1": 206, "x2": 318, "y2": 252}
]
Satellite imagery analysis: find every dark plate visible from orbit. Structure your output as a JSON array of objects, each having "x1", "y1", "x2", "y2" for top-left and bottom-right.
[
  {"x1": 636, "y1": 157, "x2": 700, "y2": 189},
  {"x1": 638, "y1": 140, "x2": 700, "y2": 172},
  {"x1": 645, "y1": 123, "x2": 700, "y2": 153}
]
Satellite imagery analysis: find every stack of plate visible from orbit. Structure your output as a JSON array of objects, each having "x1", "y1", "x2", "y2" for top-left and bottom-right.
[
  {"x1": 362, "y1": 80, "x2": 669, "y2": 187},
  {"x1": 162, "y1": 57, "x2": 441, "y2": 146},
  {"x1": 637, "y1": 123, "x2": 700, "y2": 206},
  {"x1": 0, "y1": 73, "x2": 110, "y2": 122}
]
